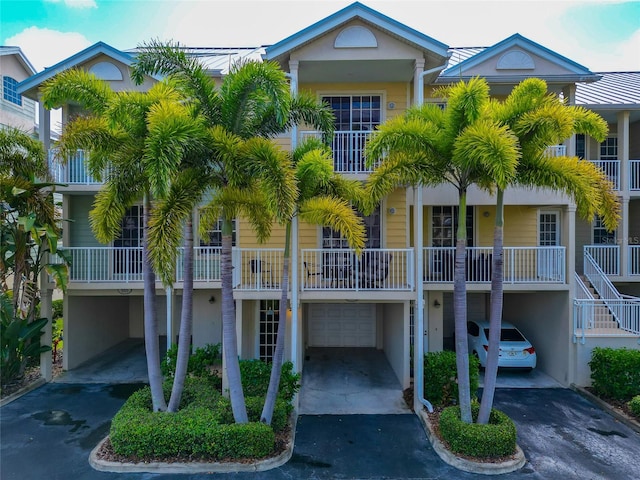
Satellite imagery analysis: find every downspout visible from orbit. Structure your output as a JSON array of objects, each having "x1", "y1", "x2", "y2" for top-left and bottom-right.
[{"x1": 415, "y1": 62, "x2": 448, "y2": 414}]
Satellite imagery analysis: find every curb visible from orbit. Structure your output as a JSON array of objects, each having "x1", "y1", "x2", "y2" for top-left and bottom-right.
[
  {"x1": 89, "y1": 411, "x2": 298, "y2": 474},
  {"x1": 417, "y1": 408, "x2": 526, "y2": 475},
  {"x1": 570, "y1": 384, "x2": 640, "y2": 435},
  {"x1": 0, "y1": 377, "x2": 47, "y2": 407}
]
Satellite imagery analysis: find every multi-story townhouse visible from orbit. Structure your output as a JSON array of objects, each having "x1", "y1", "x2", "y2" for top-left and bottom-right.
[
  {"x1": 0, "y1": 46, "x2": 37, "y2": 131},
  {"x1": 18, "y1": 2, "x2": 638, "y2": 409}
]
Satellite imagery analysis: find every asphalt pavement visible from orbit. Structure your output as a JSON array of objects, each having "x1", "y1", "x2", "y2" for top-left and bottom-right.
[{"x1": 1, "y1": 383, "x2": 639, "y2": 480}]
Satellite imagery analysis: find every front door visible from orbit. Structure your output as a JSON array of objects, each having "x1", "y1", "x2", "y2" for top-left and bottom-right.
[{"x1": 538, "y1": 210, "x2": 560, "y2": 280}]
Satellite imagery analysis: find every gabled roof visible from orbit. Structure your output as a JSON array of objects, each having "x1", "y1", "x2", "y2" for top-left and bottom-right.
[
  {"x1": 265, "y1": 1, "x2": 449, "y2": 61},
  {"x1": 0, "y1": 46, "x2": 37, "y2": 76},
  {"x1": 439, "y1": 34, "x2": 599, "y2": 83},
  {"x1": 17, "y1": 41, "x2": 154, "y2": 99}
]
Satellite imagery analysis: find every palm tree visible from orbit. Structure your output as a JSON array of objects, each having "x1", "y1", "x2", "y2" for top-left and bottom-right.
[
  {"x1": 40, "y1": 71, "x2": 196, "y2": 412},
  {"x1": 365, "y1": 78, "x2": 520, "y2": 423},
  {"x1": 131, "y1": 41, "x2": 335, "y2": 423},
  {"x1": 260, "y1": 138, "x2": 366, "y2": 425},
  {"x1": 476, "y1": 78, "x2": 619, "y2": 424}
]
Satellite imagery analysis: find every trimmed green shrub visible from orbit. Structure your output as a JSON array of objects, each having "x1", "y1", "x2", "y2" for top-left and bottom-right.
[
  {"x1": 51, "y1": 299, "x2": 63, "y2": 320},
  {"x1": 439, "y1": 404, "x2": 517, "y2": 458},
  {"x1": 239, "y1": 359, "x2": 301, "y2": 402},
  {"x1": 424, "y1": 351, "x2": 480, "y2": 407},
  {"x1": 161, "y1": 343, "x2": 222, "y2": 383},
  {"x1": 110, "y1": 379, "x2": 276, "y2": 459},
  {"x1": 628, "y1": 395, "x2": 640, "y2": 418},
  {"x1": 215, "y1": 395, "x2": 291, "y2": 432},
  {"x1": 589, "y1": 347, "x2": 640, "y2": 401}
]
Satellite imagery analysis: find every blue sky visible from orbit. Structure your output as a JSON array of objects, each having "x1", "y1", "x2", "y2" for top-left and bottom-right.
[{"x1": 2, "y1": 0, "x2": 639, "y2": 73}]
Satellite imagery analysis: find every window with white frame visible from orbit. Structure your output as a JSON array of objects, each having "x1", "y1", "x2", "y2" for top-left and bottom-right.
[
  {"x1": 199, "y1": 217, "x2": 236, "y2": 247},
  {"x1": 575, "y1": 134, "x2": 586, "y2": 159},
  {"x1": 2, "y1": 76, "x2": 22, "y2": 106},
  {"x1": 321, "y1": 95, "x2": 381, "y2": 131},
  {"x1": 259, "y1": 300, "x2": 279, "y2": 362},
  {"x1": 599, "y1": 137, "x2": 618, "y2": 160},
  {"x1": 431, "y1": 206, "x2": 474, "y2": 247},
  {"x1": 322, "y1": 204, "x2": 381, "y2": 249},
  {"x1": 592, "y1": 215, "x2": 616, "y2": 245}
]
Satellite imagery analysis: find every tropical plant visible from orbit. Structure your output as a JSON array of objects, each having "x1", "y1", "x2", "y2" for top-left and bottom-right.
[
  {"x1": 40, "y1": 71, "x2": 200, "y2": 412},
  {"x1": 131, "y1": 41, "x2": 335, "y2": 423},
  {"x1": 365, "y1": 78, "x2": 520, "y2": 423},
  {"x1": 260, "y1": 138, "x2": 366, "y2": 425},
  {"x1": 477, "y1": 78, "x2": 619, "y2": 424},
  {"x1": 0, "y1": 127, "x2": 68, "y2": 385}
]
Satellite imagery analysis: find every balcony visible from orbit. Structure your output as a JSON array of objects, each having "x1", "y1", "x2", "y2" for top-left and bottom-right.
[
  {"x1": 52, "y1": 246, "x2": 222, "y2": 283},
  {"x1": 423, "y1": 246, "x2": 566, "y2": 284},
  {"x1": 545, "y1": 145, "x2": 566, "y2": 157},
  {"x1": 48, "y1": 149, "x2": 107, "y2": 185},
  {"x1": 299, "y1": 130, "x2": 379, "y2": 174},
  {"x1": 584, "y1": 245, "x2": 619, "y2": 276},
  {"x1": 631, "y1": 246, "x2": 640, "y2": 276},
  {"x1": 301, "y1": 248, "x2": 414, "y2": 291},
  {"x1": 588, "y1": 159, "x2": 620, "y2": 190}
]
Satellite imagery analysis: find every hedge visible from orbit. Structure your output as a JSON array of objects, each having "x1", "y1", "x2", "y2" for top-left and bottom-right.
[
  {"x1": 109, "y1": 378, "x2": 288, "y2": 459},
  {"x1": 439, "y1": 404, "x2": 517, "y2": 458},
  {"x1": 629, "y1": 395, "x2": 640, "y2": 418},
  {"x1": 589, "y1": 347, "x2": 640, "y2": 401},
  {"x1": 424, "y1": 351, "x2": 480, "y2": 407}
]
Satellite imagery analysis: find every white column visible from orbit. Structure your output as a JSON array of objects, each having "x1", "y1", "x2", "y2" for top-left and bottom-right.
[
  {"x1": 567, "y1": 204, "x2": 576, "y2": 288},
  {"x1": 620, "y1": 198, "x2": 630, "y2": 277},
  {"x1": 618, "y1": 111, "x2": 630, "y2": 276},
  {"x1": 37, "y1": 94, "x2": 51, "y2": 151},
  {"x1": 413, "y1": 59, "x2": 425, "y2": 106},
  {"x1": 563, "y1": 85, "x2": 576, "y2": 157},
  {"x1": 165, "y1": 287, "x2": 173, "y2": 347},
  {"x1": 289, "y1": 59, "x2": 302, "y2": 372}
]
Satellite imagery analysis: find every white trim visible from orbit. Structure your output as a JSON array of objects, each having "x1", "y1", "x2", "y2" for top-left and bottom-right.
[{"x1": 537, "y1": 209, "x2": 561, "y2": 246}]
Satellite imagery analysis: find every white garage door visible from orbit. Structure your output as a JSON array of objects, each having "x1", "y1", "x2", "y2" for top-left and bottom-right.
[{"x1": 308, "y1": 303, "x2": 376, "y2": 347}]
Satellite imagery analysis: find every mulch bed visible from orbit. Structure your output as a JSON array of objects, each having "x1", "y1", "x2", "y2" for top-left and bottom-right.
[
  {"x1": 584, "y1": 387, "x2": 639, "y2": 421},
  {"x1": 0, "y1": 354, "x2": 63, "y2": 400}
]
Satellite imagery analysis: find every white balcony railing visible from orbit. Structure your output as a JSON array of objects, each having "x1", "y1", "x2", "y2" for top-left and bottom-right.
[
  {"x1": 301, "y1": 248, "x2": 414, "y2": 291},
  {"x1": 589, "y1": 159, "x2": 620, "y2": 190},
  {"x1": 584, "y1": 245, "x2": 619, "y2": 276},
  {"x1": 630, "y1": 246, "x2": 640, "y2": 276},
  {"x1": 574, "y1": 299, "x2": 640, "y2": 339},
  {"x1": 630, "y1": 160, "x2": 640, "y2": 191},
  {"x1": 545, "y1": 145, "x2": 566, "y2": 157},
  {"x1": 51, "y1": 247, "x2": 144, "y2": 283},
  {"x1": 299, "y1": 130, "x2": 378, "y2": 174},
  {"x1": 48, "y1": 149, "x2": 108, "y2": 185},
  {"x1": 232, "y1": 248, "x2": 284, "y2": 291},
  {"x1": 423, "y1": 246, "x2": 566, "y2": 283}
]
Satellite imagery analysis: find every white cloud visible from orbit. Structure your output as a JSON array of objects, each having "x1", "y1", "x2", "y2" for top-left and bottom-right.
[
  {"x1": 45, "y1": 0, "x2": 97, "y2": 8},
  {"x1": 5, "y1": 27, "x2": 92, "y2": 71}
]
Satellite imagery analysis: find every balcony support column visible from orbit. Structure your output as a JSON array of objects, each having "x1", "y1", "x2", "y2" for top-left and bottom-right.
[
  {"x1": 289, "y1": 59, "x2": 301, "y2": 372},
  {"x1": 567, "y1": 204, "x2": 576, "y2": 288},
  {"x1": 413, "y1": 59, "x2": 424, "y2": 106},
  {"x1": 620, "y1": 197, "x2": 630, "y2": 277},
  {"x1": 37, "y1": 93, "x2": 51, "y2": 151},
  {"x1": 562, "y1": 85, "x2": 576, "y2": 157},
  {"x1": 618, "y1": 111, "x2": 629, "y2": 193}
]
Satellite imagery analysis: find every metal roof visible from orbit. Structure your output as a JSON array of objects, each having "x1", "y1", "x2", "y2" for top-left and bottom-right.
[
  {"x1": 575, "y1": 72, "x2": 640, "y2": 107},
  {"x1": 125, "y1": 46, "x2": 267, "y2": 75}
]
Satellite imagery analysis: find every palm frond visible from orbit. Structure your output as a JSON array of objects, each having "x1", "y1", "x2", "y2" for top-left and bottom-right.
[
  {"x1": 299, "y1": 196, "x2": 366, "y2": 252},
  {"x1": 0, "y1": 127, "x2": 47, "y2": 179},
  {"x1": 41, "y1": 69, "x2": 113, "y2": 114}
]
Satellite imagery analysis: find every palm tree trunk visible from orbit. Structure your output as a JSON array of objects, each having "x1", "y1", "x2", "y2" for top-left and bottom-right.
[
  {"x1": 143, "y1": 196, "x2": 167, "y2": 412},
  {"x1": 221, "y1": 215, "x2": 248, "y2": 423},
  {"x1": 454, "y1": 190, "x2": 472, "y2": 423},
  {"x1": 261, "y1": 221, "x2": 291, "y2": 425},
  {"x1": 478, "y1": 189, "x2": 505, "y2": 424},
  {"x1": 168, "y1": 215, "x2": 194, "y2": 412}
]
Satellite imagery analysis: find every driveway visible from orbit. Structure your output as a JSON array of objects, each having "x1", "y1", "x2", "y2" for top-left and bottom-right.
[{"x1": 1, "y1": 384, "x2": 639, "y2": 479}]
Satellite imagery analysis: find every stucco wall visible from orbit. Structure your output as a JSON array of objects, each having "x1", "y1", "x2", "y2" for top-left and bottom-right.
[
  {"x1": 382, "y1": 302, "x2": 409, "y2": 388},
  {"x1": 65, "y1": 295, "x2": 130, "y2": 369},
  {"x1": 503, "y1": 291, "x2": 571, "y2": 385},
  {"x1": 573, "y1": 337, "x2": 640, "y2": 386},
  {"x1": 191, "y1": 289, "x2": 223, "y2": 349}
]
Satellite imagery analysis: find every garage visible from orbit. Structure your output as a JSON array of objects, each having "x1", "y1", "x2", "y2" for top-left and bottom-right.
[{"x1": 308, "y1": 303, "x2": 376, "y2": 347}]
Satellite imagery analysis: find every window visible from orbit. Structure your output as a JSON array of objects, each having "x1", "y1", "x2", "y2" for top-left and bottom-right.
[
  {"x1": 2, "y1": 76, "x2": 22, "y2": 106},
  {"x1": 322, "y1": 204, "x2": 381, "y2": 249},
  {"x1": 200, "y1": 217, "x2": 236, "y2": 247},
  {"x1": 322, "y1": 95, "x2": 381, "y2": 132},
  {"x1": 431, "y1": 206, "x2": 474, "y2": 247},
  {"x1": 321, "y1": 95, "x2": 382, "y2": 172},
  {"x1": 259, "y1": 300, "x2": 279, "y2": 362},
  {"x1": 114, "y1": 206, "x2": 143, "y2": 248},
  {"x1": 593, "y1": 215, "x2": 616, "y2": 245},
  {"x1": 599, "y1": 137, "x2": 617, "y2": 160},
  {"x1": 575, "y1": 134, "x2": 586, "y2": 159}
]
